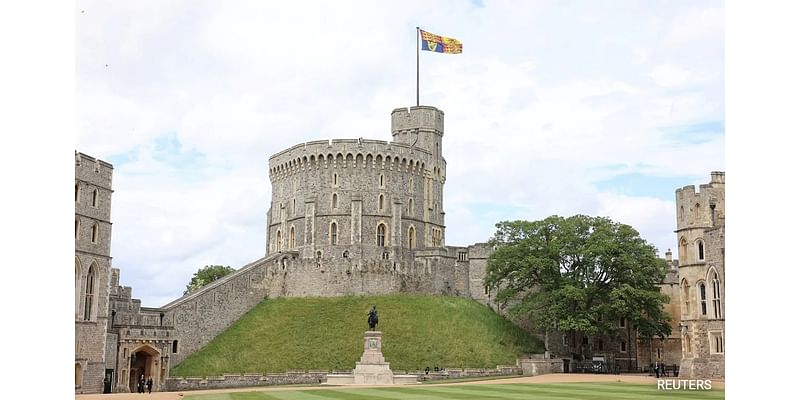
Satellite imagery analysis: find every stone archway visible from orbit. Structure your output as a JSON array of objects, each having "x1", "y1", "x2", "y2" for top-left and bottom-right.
[{"x1": 127, "y1": 345, "x2": 160, "y2": 393}]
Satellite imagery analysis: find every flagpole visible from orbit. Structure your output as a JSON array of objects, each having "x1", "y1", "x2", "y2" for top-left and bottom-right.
[{"x1": 416, "y1": 26, "x2": 420, "y2": 106}]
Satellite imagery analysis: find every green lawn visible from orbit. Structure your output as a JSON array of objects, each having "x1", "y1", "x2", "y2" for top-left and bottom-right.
[
  {"x1": 183, "y1": 382, "x2": 724, "y2": 400},
  {"x1": 172, "y1": 295, "x2": 543, "y2": 376}
]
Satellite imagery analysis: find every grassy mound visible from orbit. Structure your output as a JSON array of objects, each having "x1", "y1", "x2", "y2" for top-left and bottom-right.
[{"x1": 171, "y1": 294, "x2": 543, "y2": 376}]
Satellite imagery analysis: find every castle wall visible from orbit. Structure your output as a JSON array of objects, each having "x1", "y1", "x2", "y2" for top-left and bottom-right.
[{"x1": 160, "y1": 249, "x2": 477, "y2": 367}]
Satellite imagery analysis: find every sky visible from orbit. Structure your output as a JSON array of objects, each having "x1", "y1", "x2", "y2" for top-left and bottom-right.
[{"x1": 75, "y1": 0, "x2": 724, "y2": 307}]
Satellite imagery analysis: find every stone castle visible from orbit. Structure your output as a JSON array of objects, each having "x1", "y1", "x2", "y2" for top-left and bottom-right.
[{"x1": 75, "y1": 106, "x2": 724, "y2": 393}]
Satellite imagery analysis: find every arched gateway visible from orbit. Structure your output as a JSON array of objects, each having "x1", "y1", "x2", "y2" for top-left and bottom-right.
[{"x1": 127, "y1": 345, "x2": 160, "y2": 393}]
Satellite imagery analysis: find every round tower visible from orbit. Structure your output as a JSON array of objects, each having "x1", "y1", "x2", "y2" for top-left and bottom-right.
[{"x1": 265, "y1": 106, "x2": 447, "y2": 264}]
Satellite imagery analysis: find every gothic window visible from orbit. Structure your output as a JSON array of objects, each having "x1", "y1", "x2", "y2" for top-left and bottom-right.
[
  {"x1": 698, "y1": 282, "x2": 707, "y2": 316},
  {"x1": 75, "y1": 257, "x2": 81, "y2": 318},
  {"x1": 619, "y1": 317, "x2": 626, "y2": 328},
  {"x1": 380, "y1": 174, "x2": 384, "y2": 187},
  {"x1": 458, "y1": 252, "x2": 467, "y2": 261},
  {"x1": 75, "y1": 363, "x2": 82, "y2": 387},
  {"x1": 680, "y1": 205, "x2": 684, "y2": 221},
  {"x1": 83, "y1": 264, "x2": 96, "y2": 320},
  {"x1": 92, "y1": 189, "x2": 98, "y2": 207},
  {"x1": 710, "y1": 332, "x2": 724, "y2": 354},
  {"x1": 563, "y1": 334, "x2": 568, "y2": 346},
  {"x1": 694, "y1": 203, "x2": 701, "y2": 223},
  {"x1": 75, "y1": 218, "x2": 80, "y2": 240},
  {"x1": 408, "y1": 226, "x2": 416, "y2": 248},
  {"x1": 289, "y1": 226, "x2": 296, "y2": 248},
  {"x1": 332, "y1": 193, "x2": 338, "y2": 209},
  {"x1": 682, "y1": 279, "x2": 691, "y2": 316},
  {"x1": 712, "y1": 271, "x2": 722, "y2": 318},
  {"x1": 408, "y1": 198, "x2": 414, "y2": 215},
  {"x1": 276, "y1": 230, "x2": 282, "y2": 251},
  {"x1": 620, "y1": 340, "x2": 627, "y2": 353},
  {"x1": 91, "y1": 223, "x2": 99, "y2": 243},
  {"x1": 379, "y1": 194, "x2": 384, "y2": 211},
  {"x1": 75, "y1": 182, "x2": 80, "y2": 203},
  {"x1": 333, "y1": 173, "x2": 338, "y2": 187},
  {"x1": 697, "y1": 240, "x2": 705, "y2": 261},
  {"x1": 408, "y1": 177, "x2": 413, "y2": 193},
  {"x1": 683, "y1": 333, "x2": 692, "y2": 356},
  {"x1": 292, "y1": 199, "x2": 296, "y2": 216},
  {"x1": 679, "y1": 237, "x2": 688, "y2": 264},
  {"x1": 330, "y1": 222, "x2": 338, "y2": 245},
  {"x1": 377, "y1": 223, "x2": 386, "y2": 246}
]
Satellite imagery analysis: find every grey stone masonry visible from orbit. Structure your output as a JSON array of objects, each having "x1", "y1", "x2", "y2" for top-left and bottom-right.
[{"x1": 75, "y1": 151, "x2": 114, "y2": 394}]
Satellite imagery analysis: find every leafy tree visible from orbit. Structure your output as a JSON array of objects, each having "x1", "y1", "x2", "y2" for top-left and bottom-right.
[
  {"x1": 184, "y1": 265, "x2": 236, "y2": 295},
  {"x1": 485, "y1": 215, "x2": 671, "y2": 358}
]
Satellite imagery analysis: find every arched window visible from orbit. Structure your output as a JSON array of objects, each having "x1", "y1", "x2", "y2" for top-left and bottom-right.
[
  {"x1": 292, "y1": 199, "x2": 296, "y2": 216},
  {"x1": 694, "y1": 203, "x2": 701, "y2": 222},
  {"x1": 683, "y1": 333, "x2": 692, "y2": 356},
  {"x1": 376, "y1": 223, "x2": 386, "y2": 247},
  {"x1": 289, "y1": 226, "x2": 296, "y2": 248},
  {"x1": 91, "y1": 223, "x2": 99, "y2": 243},
  {"x1": 680, "y1": 205, "x2": 684, "y2": 221},
  {"x1": 333, "y1": 173, "x2": 338, "y2": 186},
  {"x1": 75, "y1": 218, "x2": 80, "y2": 240},
  {"x1": 408, "y1": 198, "x2": 414, "y2": 215},
  {"x1": 75, "y1": 363, "x2": 83, "y2": 387},
  {"x1": 679, "y1": 237, "x2": 688, "y2": 264},
  {"x1": 408, "y1": 177, "x2": 413, "y2": 193},
  {"x1": 330, "y1": 222, "x2": 338, "y2": 245},
  {"x1": 681, "y1": 279, "x2": 690, "y2": 316},
  {"x1": 698, "y1": 282, "x2": 707, "y2": 316},
  {"x1": 711, "y1": 271, "x2": 722, "y2": 318},
  {"x1": 75, "y1": 182, "x2": 80, "y2": 203},
  {"x1": 75, "y1": 257, "x2": 81, "y2": 318},
  {"x1": 332, "y1": 193, "x2": 338, "y2": 209},
  {"x1": 697, "y1": 240, "x2": 705, "y2": 261},
  {"x1": 379, "y1": 194, "x2": 384, "y2": 211},
  {"x1": 276, "y1": 230, "x2": 282, "y2": 251},
  {"x1": 83, "y1": 264, "x2": 96, "y2": 320},
  {"x1": 408, "y1": 226, "x2": 416, "y2": 248},
  {"x1": 380, "y1": 174, "x2": 384, "y2": 187},
  {"x1": 92, "y1": 189, "x2": 98, "y2": 207}
]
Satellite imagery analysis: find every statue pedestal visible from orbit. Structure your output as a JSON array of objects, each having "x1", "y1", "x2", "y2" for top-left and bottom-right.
[
  {"x1": 325, "y1": 331, "x2": 417, "y2": 385},
  {"x1": 353, "y1": 331, "x2": 393, "y2": 384}
]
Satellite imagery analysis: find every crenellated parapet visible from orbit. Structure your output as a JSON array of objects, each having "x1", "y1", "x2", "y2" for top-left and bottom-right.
[{"x1": 268, "y1": 139, "x2": 432, "y2": 182}]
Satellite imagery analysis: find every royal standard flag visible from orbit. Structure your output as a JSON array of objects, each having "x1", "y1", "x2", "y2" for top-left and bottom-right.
[{"x1": 420, "y1": 29, "x2": 462, "y2": 54}]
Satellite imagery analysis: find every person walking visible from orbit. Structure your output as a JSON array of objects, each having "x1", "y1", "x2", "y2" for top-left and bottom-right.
[{"x1": 146, "y1": 377, "x2": 153, "y2": 394}]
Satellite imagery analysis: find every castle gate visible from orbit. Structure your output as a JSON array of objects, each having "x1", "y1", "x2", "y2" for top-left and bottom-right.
[{"x1": 127, "y1": 345, "x2": 159, "y2": 392}]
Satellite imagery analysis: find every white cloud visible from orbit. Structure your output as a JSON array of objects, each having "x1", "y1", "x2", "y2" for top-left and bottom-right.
[{"x1": 651, "y1": 64, "x2": 690, "y2": 87}]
